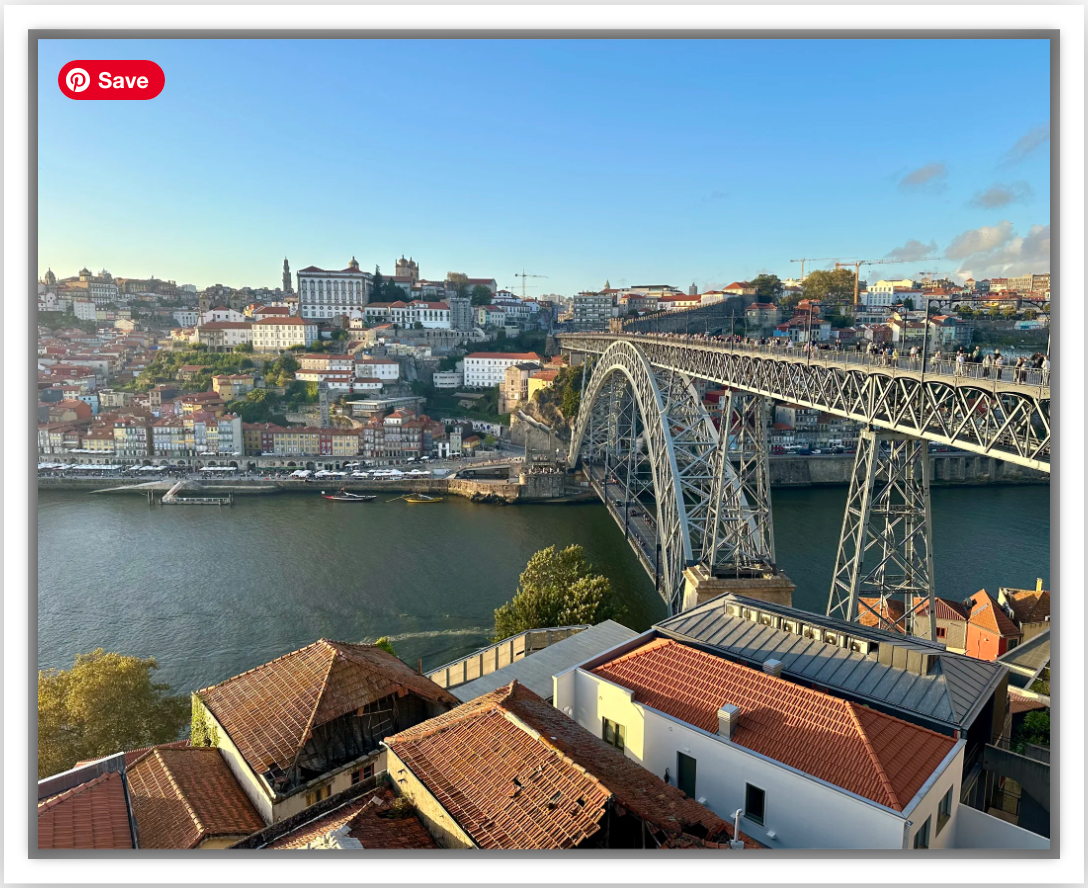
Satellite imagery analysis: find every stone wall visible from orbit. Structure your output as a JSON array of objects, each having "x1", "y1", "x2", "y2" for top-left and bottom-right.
[{"x1": 767, "y1": 454, "x2": 1048, "y2": 487}]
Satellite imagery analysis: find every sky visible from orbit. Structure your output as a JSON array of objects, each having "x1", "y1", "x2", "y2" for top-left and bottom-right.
[{"x1": 37, "y1": 38, "x2": 1051, "y2": 294}]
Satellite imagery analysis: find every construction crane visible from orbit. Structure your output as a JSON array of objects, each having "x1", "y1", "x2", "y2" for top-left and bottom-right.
[
  {"x1": 513, "y1": 270, "x2": 548, "y2": 299},
  {"x1": 834, "y1": 259, "x2": 906, "y2": 307},
  {"x1": 789, "y1": 257, "x2": 845, "y2": 282}
]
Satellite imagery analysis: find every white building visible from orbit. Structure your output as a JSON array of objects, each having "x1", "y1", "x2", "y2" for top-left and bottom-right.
[
  {"x1": 432, "y1": 370, "x2": 464, "y2": 390},
  {"x1": 252, "y1": 317, "x2": 318, "y2": 352},
  {"x1": 299, "y1": 353, "x2": 354, "y2": 373},
  {"x1": 202, "y1": 307, "x2": 248, "y2": 324},
  {"x1": 363, "y1": 301, "x2": 451, "y2": 329},
  {"x1": 174, "y1": 309, "x2": 200, "y2": 327},
  {"x1": 294, "y1": 369, "x2": 356, "y2": 392},
  {"x1": 73, "y1": 300, "x2": 96, "y2": 321},
  {"x1": 354, "y1": 356, "x2": 400, "y2": 381},
  {"x1": 462, "y1": 352, "x2": 542, "y2": 388},
  {"x1": 195, "y1": 322, "x2": 253, "y2": 351},
  {"x1": 297, "y1": 257, "x2": 372, "y2": 321},
  {"x1": 555, "y1": 633, "x2": 966, "y2": 850}
]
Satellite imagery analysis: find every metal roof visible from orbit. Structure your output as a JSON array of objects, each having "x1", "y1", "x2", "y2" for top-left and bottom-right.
[
  {"x1": 448, "y1": 620, "x2": 638, "y2": 703},
  {"x1": 657, "y1": 594, "x2": 1007, "y2": 733},
  {"x1": 997, "y1": 628, "x2": 1051, "y2": 677}
]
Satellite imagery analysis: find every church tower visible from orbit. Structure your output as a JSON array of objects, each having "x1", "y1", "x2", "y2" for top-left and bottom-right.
[
  {"x1": 348, "y1": 256, "x2": 360, "y2": 271},
  {"x1": 282, "y1": 257, "x2": 292, "y2": 292}
]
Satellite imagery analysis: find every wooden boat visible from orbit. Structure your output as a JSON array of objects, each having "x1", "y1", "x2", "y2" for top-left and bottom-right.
[
  {"x1": 321, "y1": 489, "x2": 376, "y2": 502},
  {"x1": 404, "y1": 493, "x2": 444, "y2": 503}
]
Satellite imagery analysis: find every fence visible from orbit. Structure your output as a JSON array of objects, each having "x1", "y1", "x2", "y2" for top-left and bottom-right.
[{"x1": 427, "y1": 625, "x2": 591, "y2": 690}]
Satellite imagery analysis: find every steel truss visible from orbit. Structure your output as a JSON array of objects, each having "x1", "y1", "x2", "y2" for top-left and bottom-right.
[
  {"x1": 568, "y1": 341, "x2": 767, "y2": 613},
  {"x1": 827, "y1": 429, "x2": 936, "y2": 637},
  {"x1": 562, "y1": 335, "x2": 1051, "y2": 472}
]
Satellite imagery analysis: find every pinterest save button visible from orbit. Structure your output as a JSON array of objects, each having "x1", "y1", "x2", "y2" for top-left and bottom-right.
[{"x1": 58, "y1": 60, "x2": 165, "y2": 100}]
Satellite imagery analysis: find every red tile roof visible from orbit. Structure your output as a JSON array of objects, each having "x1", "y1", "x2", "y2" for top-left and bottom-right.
[
  {"x1": 254, "y1": 316, "x2": 312, "y2": 326},
  {"x1": 465, "y1": 352, "x2": 541, "y2": 361},
  {"x1": 266, "y1": 786, "x2": 438, "y2": 849},
  {"x1": 967, "y1": 591, "x2": 1022, "y2": 638},
  {"x1": 857, "y1": 597, "x2": 907, "y2": 633},
  {"x1": 592, "y1": 639, "x2": 957, "y2": 811},
  {"x1": 1002, "y1": 589, "x2": 1051, "y2": 625},
  {"x1": 386, "y1": 682, "x2": 756, "y2": 850},
  {"x1": 126, "y1": 746, "x2": 265, "y2": 848},
  {"x1": 37, "y1": 771, "x2": 134, "y2": 849},
  {"x1": 197, "y1": 639, "x2": 457, "y2": 775}
]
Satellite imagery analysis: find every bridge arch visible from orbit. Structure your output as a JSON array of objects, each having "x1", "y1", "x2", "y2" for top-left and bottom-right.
[{"x1": 568, "y1": 340, "x2": 761, "y2": 612}]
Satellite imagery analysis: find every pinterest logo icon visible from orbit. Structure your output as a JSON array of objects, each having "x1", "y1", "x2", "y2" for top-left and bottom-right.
[{"x1": 65, "y1": 67, "x2": 91, "y2": 93}]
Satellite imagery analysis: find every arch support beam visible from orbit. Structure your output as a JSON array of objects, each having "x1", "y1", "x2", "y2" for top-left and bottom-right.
[{"x1": 827, "y1": 429, "x2": 936, "y2": 637}]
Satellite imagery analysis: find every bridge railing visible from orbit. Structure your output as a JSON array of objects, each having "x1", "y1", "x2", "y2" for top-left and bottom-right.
[{"x1": 569, "y1": 333, "x2": 1051, "y2": 391}]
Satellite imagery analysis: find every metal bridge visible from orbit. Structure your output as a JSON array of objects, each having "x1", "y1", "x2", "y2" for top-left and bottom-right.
[{"x1": 559, "y1": 332, "x2": 1051, "y2": 633}]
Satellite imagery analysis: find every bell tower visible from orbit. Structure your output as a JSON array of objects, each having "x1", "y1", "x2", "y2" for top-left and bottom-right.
[{"x1": 282, "y1": 257, "x2": 292, "y2": 292}]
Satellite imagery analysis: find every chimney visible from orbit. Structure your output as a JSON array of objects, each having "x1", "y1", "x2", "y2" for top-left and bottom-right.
[
  {"x1": 717, "y1": 704, "x2": 740, "y2": 740},
  {"x1": 1036, "y1": 578, "x2": 1043, "y2": 593},
  {"x1": 762, "y1": 658, "x2": 784, "y2": 678}
]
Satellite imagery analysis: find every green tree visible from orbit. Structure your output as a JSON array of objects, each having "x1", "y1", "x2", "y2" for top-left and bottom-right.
[
  {"x1": 38, "y1": 649, "x2": 189, "y2": 779},
  {"x1": 447, "y1": 272, "x2": 470, "y2": 299},
  {"x1": 801, "y1": 268, "x2": 856, "y2": 307},
  {"x1": 900, "y1": 297, "x2": 916, "y2": 311},
  {"x1": 374, "y1": 637, "x2": 396, "y2": 657},
  {"x1": 492, "y1": 545, "x2": 616, "y2": 641},
  {"x1": 470, "y1": 284, "x2": 493, "y2": 307},
  {"x1": 751, "y1": 273, "x2": 784, "y2": 303},
  {"x1": 235, "y1": 342, "x2": 254, "y2": 353}
]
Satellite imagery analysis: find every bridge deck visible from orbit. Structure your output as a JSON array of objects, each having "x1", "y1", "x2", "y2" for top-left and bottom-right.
[{"x1": 586, "y1": 465, "x2": 660, "y2": 589}]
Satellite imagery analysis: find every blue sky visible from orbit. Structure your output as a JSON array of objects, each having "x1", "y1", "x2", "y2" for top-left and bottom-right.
[{"x1": 37, "y1": 38, "x2": 1051, "y2": 293}]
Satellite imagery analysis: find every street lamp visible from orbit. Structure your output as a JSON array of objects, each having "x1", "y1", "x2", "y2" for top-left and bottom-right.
[{"x1": 919, "y1": 299, "x2": 939, "y2": 387}]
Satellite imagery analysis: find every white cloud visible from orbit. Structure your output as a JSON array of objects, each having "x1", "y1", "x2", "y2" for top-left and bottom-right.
[
  {"x1": 950, "y1": 223, "x2": 1050, "y2": 280},
  {"x1": 884, "y1": 239, "x2": 938, "y2": 262},
  {"x1": 944, "y1": 221, "x2": 1014, "y2": 261},
  {"x1": 969, "y1": 181, "x2": 1033, "y2": 209},
  {"x1": 1001, "y1": 122, "x2": 1050, "y2": 166},
  {"x1": 898, "y1": 162, "x2": 947, "y2": 191}
]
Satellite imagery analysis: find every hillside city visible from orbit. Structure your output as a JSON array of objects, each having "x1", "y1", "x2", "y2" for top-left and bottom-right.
[{"x1": 36, "y1": 255, "x2": 1051, "y2": 852}]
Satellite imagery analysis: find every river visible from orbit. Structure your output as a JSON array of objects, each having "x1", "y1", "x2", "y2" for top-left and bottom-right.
[{"x1": 36, "y1": 484, "x2": 1050, "y2": 694}]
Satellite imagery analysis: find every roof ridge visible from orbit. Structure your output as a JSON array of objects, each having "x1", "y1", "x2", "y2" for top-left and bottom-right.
[
  {"x1": 844, "y1": 703, "x2": 903, "y2": 811},
  {"x1": 149, "y1": 748, "x2": 208, "y2": 847},
  {"x1": 37, "y1": 770, "x2": 115, "y2": 812},
  {"x1": 293, "y1": 642, "x2": 341, "y2": 761}
]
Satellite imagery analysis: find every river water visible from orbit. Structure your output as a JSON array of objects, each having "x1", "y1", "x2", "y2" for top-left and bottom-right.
[{"x1": 36, "y1": 484, "x2": 1050, "y2": 694}]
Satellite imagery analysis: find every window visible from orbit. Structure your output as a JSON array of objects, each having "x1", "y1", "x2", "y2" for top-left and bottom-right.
[
  {"x1": 913, "y1": 815, "x2": 931, "y2": 849},
  {"x1": 937, "y1": 626, "x2": 947, "y2": 640},
  {"x1": 677, "y1": 752, "x2": 697, "y2": 798},
  {"x1": 602, "y1": 717, "x2": 625, "y2": 752},
  {"x1": 304, "y1": 784, "x2": 332, "y2": 807},
  {"x1": 745, "y1": 783, "x2": 766, "y2": 826},
  {"x1": 936, "y1": 787, "x2": 953, "y2": 835}
]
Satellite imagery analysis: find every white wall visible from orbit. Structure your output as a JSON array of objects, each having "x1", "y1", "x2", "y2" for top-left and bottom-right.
[{"x1": 558, "y1": 668, "x2": 960, "y2": 850}]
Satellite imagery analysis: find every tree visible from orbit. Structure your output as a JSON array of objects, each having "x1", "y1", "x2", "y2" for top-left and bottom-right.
[
  {"x1": 374, "y1": 637, "x2": 396, "y2": 657},
  {"x1": 901, "y1": 297, "x2": 916, "y2": 311},
  {"x1": 492, "y1": 545, "x2": 616, "y2": 641},
  {"x1": 235, "y1": 342, "x2": 254, "y2": 353},
  {"x1": 38, "y1": 649, "x2": 189, "y2": 779},
  {"x1": 751, "y1": 273, "x2": 784, "y2": 303},
  {"x1": 470, "y1": 285, "x2": 493, "y2": 307},
  {"x1": 801, "y1": 268, "x2": 856, "y2": 307},
  {"x1": 447, "y1": 272, "x2": 470, "y2": 299},
  {"x1": 413, "y1": 321, "x2": 424, "y2": 330}
]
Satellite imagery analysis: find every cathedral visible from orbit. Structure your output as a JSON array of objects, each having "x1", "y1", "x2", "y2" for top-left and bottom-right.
[{"x1": 395, "y1": 255, "x2": 419, "y2": 282}]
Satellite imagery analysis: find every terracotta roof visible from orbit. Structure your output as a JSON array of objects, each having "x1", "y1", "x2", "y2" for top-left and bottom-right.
[
  {"x1": 967, "y1": 591, "x2": 1022, "y2": 638},
  {"x1": 386, "y1": 682, "x2": 756, "y2": 850},
  {"x1": 265, "y1": 786, "x2": 438, "y2": 850},
  {"x1": 198, "y1": 322, "x2": 252, "y2": 331},
  {"x1": 857, "y1": 597, "x2": 906, "y2": 633},
  {"x1": 1008, "y1": 692, "x2": 1048, "y2": 716},
  {"x1": 197, "y1": 639, "x2": 457, "y2": 775},
  {"x1": 254, "y1": 316, "x2": 311, "y2": 326},
  {"x1": 1002, "y1": 589, "x2": 1051, "y2": 625},
  {"x1": 465, "y1": 352, "x2": 541, "y2": 361},
  {"x1": 592, "y1": 639, "x2": 956, "y2": 811},
  {"x1": 126, "y1": 747, "x2": 265, "y2": 848},
  {"x1": 37, "y1": 771, "x2": 134, "y2": 849},
  {"x1": 916, "y1": 598, "x2": 969, "y2": 622}
]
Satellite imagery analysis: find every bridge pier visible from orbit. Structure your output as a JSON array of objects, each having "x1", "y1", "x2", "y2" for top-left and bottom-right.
[{"x1": 827, "y1": 428, "x2": 936, "y2": 638}]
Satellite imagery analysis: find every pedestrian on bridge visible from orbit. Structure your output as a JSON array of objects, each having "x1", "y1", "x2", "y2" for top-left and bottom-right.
[
  {"x1": 1042, "y1": 354, "x2": 1050, "y2": 384},
  {"x1": 955, "y1": 349, "x2": 966, "y2": 376}
]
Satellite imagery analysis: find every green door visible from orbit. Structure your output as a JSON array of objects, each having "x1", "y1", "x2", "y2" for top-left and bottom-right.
[{"x1": 677, "y1": 752, "x2": 697, "y2": 798}]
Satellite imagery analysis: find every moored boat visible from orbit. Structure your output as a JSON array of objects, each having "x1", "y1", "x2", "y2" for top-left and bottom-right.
[{"x1": 404, "y1": 493, "x2": 444, "y2": 503}]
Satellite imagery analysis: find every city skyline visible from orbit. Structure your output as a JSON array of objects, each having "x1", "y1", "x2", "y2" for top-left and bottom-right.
[{"x1": 38, "y1": 38, "x2": 1050, "y2": 294}]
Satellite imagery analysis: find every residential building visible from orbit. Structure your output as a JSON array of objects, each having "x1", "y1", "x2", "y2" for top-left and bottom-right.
[
  {"x1": 196, "y1": 321, "x2": 253, "y2": 352},
  {"x1": 37, "y1": 758, "x2": 136, "y2": 849},
  {"x1": 656, "y1": 293, "x2": 702, "y2": 311},
  {"x1": 527, "y1": 368, "x2": 559, "y2": 401},
  {"x1": 557, "y1": 635, "x2": 964, "y2": 849},
  {"x1": 112, "y1": 417, "x2": 153, "y2": 459},
  {"x1": 572, "y1": 292, "x2": 612, "y2": 331},
  {"x1": 745, "y1": 302, "x2": 780, "y2": 328},
  {"x1": 73, "y1": 299, "x2": 96, "y2": 321},
  {"x1": 252, "y1": 317, "x2": 318, "y2": 352},
  {"x1": 384, "y1": 681, "x2": 758, "y2": 850},
  {"x1": 354, "y1": 356, "x2": 400, "y2": 381},
  {"x1": 296, "y1": 258, "x2": 372, "y2": 321},
  {"x1": 126, "y1": 746, "x2": 265, "y2": 848},
  {"x1": 294, "y1": 369, "x2": 357, "y2": 392},
  {"x1": 298, "y1": 353, "x2": 354, "y2": 373},
  {"x1": 998, "y1": 580, "x2": 1051, "y2": 642},
  {"x1": 191, "y1": 639, "x2": 457, "y2": 825},
  {"x1": 211, "y1": 373, "x2": 256, "y2": 399},
  {"x1": 463, "y1": 352, "x2": 541, "y2": 388},
  {"x1": 364, "y1": 301, "x2": 451, "y2": 329},
  {"x1": 173, "y1": 309, "x2": 199, "y2": 327},
  {"x1": 499, "y1": 362, "x2": 539, "y2": 413},
  {"x1": 201, "y1": 307, "x2": 248, "y2": 324},
  {"x1": 722, "y1": 280, "x2": 757, "y2": 297},
  {"x1": 962, "y1": 590, "x2": 1023, "y2": 660}
]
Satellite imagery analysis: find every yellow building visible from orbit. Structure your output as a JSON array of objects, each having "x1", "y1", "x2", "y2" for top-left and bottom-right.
[{"x1": 528, "y1": 368, "x2": 560, "y2": 402}]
